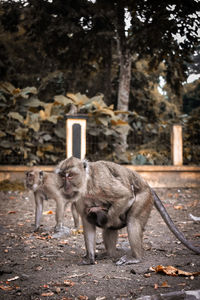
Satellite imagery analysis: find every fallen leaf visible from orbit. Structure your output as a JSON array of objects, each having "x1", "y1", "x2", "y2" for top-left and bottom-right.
[
  {"x1": 144, "y1": 273, "x2": 151, "y2": 278},
  {"x1": 8, "y1": 211, "x2": 17, "y2": 214},
  {"x1": 43, "y1": 210, "x2": 53, "y2": 215},
  {"x1": 7, "y1": 276, "x2": 19, "y2": 282},
  {"x1": 187, "y1": 200, "x2": 198, "y2": 207},
  {"x1": 161, "y1": 281, "x2": 170, "y2": 288},
  {"x1": 119, "y1": 233, "x2": 128, "y2": 238},
  {"x1": 59, "y1": 240, "x2": 69, "y2": 245},
  {"x1": 72, "y1": 229, "x2": 83, "y2": 235},
  {"x1": 78, "y1": 296, "x2": 88, "y2": 300},
  {"x1": 55, "y1": 287, "x2": 61, "y2": 293},
  {"x1": 13, "y1": 88, "x2": 21, "y2": 94},
  {"x1": 194, "y1": 233, "x2": 200, "y2": 237},
  {"x1": 173, "y1": 205, "x2": 183, "y2": 210},
  {"x1": 154, "y1": 283, "x2": 159, "y2": 289},
  {"x1": 42, "y1": 284, "x2": 49, "y2": 288},
  {"x1": 41, "y1": 292, "x2": 54, "y2": 296},
  {"x1": 36, "y1": 236, "x2": 46, "y2": 240},
  {"x1": 64, "y1": 280, "x2": 75, "y2": 287},
  {"x1": 152, "y1": 265, "x2": 200, "y2": 277},
  {"x1": 0, "y1": 285, "x2": 13, "y2": 291},
  {"x1": 178, "y1": 282, "x2": 186, "y2": 286}
]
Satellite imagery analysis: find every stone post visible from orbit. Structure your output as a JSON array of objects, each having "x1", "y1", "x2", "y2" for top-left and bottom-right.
[
  {"x1": 65, "y1": 115, "x2": 87, "y2": 159},
  {"x1": 171, "y1": 125, "x2": 183, "y2": 166}
]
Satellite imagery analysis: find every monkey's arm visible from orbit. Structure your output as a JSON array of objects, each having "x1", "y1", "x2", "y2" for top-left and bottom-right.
[
  {"x1": 71, "y1": 202, "x2": 80, "y2": 228},
  {"x1": 54, "y1": 195, "x2": 65, "y2": 231},
  {"x1": 80, "y1": 216, "x2": 96, "y2": 265},
  {"x1": 34, "y1": 191, "x2": 44, "y2": 232}
]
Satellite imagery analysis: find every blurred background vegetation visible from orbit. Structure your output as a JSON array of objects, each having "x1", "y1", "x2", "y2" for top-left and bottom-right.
[{"x1": 0, "y1": 0, "x2": 199, "y2": 166}]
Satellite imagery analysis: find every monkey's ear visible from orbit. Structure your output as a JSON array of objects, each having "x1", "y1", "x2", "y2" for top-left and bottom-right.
[
  {"x1": 54, "y1": 159, "x2": 65, "y2": 174},
  {"x1": 54, "y1": 167, "x2": 60, "y2": 174},
  {"x1": 83, "y1": 159, "x2": 88, "y2": 169}
]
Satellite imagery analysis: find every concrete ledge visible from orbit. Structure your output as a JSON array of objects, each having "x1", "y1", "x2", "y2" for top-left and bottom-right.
[
  {"x1": 0, "y1": 165, "x2": 200, "y2": 188},
  {"x1": 127, "y1": 165, "x2": 200, "y2": 188},
  {"x1": 136, "y1": 289, "x2": 200, "y2": 300}
]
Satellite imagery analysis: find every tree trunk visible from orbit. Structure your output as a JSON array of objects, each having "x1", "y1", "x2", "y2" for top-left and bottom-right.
[
  {"x1": 115, "y1": 49, "x2": 132, "y2": 161},
  {"x1": 117, "y1": 49, "x2": 132, "y2": 113}
]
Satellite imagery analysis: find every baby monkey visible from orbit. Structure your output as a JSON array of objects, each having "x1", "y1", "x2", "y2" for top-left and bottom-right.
[
  {"x1": 25, "y1": 168, "x2": 79, "y2": 234},
  {"x1": 86, "y1": 205, "x2": 128, "y2": 229},
  {"x1": 86, "y1": 206, "x2": 109, "y2": 228}
]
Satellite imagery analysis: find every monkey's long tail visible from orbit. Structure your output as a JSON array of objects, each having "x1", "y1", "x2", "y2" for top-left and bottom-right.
[{"x1": 151, "y1": 188, "x2": 200, "y2": 255}]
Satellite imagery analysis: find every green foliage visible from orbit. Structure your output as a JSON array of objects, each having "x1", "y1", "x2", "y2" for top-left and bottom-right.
[
  {"x1": 0, "y1": 81, "x2": 168, "y2": 165},
  {"x1": 0, "y1": 80, "x2": 199, "y2": 165},
  {"x1": 183, "y1": 79, "x2": 200, "y2": 114},
  {"x1": 183, "y1": 106, "x2": 200, "y2": 164}
]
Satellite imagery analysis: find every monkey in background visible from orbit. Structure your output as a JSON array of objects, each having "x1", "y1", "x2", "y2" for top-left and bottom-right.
[
  {"x1": 56, "y1": 156, "x2": 200, "y2": 265},
  {"x1": 25, "y1": 169, "x2": 79, "y2": 234}
]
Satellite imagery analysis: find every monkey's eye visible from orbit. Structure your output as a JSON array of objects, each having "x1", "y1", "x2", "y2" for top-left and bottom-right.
[
  {"x1": 28, "y1": 173, "x2": 34, "y2": 178},
  {"x1": 59, "y1": 171, "x2": 66, "y2": 179},
  {"x1": 66, "y1": 172, "x2": 73, "y2": 180}
]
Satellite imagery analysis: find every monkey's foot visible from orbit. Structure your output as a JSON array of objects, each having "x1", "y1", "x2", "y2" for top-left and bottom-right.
[
  {"x1": 96, "y1": 252, "x2": 109, "y2": 260},
  {"x1": 116, "y1": 255, "x2": 141, "y2": 265},
  {"x1": 52, "y1": 226, "x2": 71, "y2": 238},
  {"x1": 34, "y1": 227, "x2": 40, "y2": 233},
  {"x1": 78, "y1": 257, "x2": 95, "y2": 265}
]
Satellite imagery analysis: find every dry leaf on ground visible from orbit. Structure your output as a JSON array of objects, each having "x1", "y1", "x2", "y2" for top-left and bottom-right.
[{"x1": 152, "y1": 265, "x2": 200, "y2": 277}]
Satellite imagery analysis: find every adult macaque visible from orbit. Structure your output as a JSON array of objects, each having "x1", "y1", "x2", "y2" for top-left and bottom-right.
[
  {"x1": 56, "y1": 157, "x2": 200, "y2": 265},
  {"x1": 25, "y1": 169, "x2": 79, "y2": 233}
]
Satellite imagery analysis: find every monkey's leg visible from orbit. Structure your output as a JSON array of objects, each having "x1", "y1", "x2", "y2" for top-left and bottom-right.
[
  {"x1": 103, "y1": 228, "x2": 118, "y2": 257},
  {"x1": 105, "y1": 197, "x2": 134, "y2": 229},
  {"x1": 54, "y1": 198, "x2": 65, "y2": 232},
  {"x1": 34, "y1": 192, "x2": 44, "y2": 232},
  {"x1": 52, "y1": 198, "x2": 72, "y2": 238},
  {"x1": 116, "y1": 219, "x2": 142, "y2": 265},
  {"x1": 80, "y1": 217, "x2": 96, "y2": 265},
  {"x1": 116, "y1": 188, "x2": 153, "y2": 265},
  {"x1": 71, "y1": 202, "x2": 80, "y2": 228}
]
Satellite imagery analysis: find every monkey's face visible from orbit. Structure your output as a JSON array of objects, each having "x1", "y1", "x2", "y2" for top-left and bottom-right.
[
  {"x1": 55, "y1": 157, "x2": 87, "y2": 196},
  {"x1": 25, "y1": 170, "x2": 44, "y2": 192}
]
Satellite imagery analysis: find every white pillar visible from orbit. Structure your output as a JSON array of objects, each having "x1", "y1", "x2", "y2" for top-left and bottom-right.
[
  {"x1": 171, "y1": 125, "x2": 183, "y2": 166},
  {"x1": 66, "y1": 115, "x2": 87, "y2": 160}
]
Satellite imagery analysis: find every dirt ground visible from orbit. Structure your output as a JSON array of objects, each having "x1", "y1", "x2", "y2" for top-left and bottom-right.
[{"x1": 0, "y1": 187, "x2": 200, "y2": 300}]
